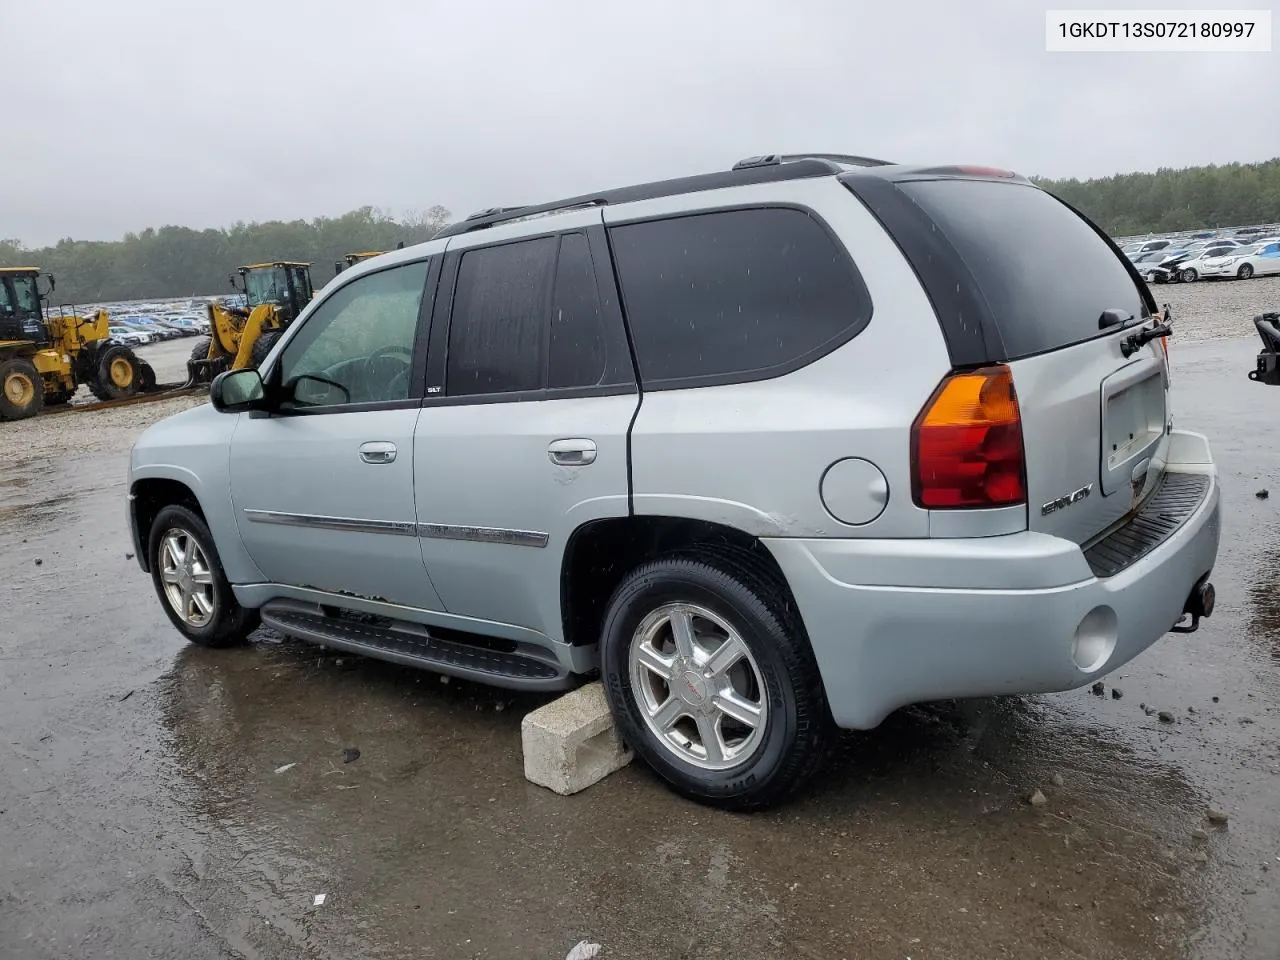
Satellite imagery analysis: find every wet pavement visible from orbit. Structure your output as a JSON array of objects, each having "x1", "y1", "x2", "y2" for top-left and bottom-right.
[{"x1": 3, "y1": 336, "x2": 1280, "y2": 960}]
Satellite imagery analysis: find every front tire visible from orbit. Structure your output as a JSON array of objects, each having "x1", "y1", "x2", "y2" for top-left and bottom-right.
[
  {"x1": 1181, "y1": 268, "x2": 1198, "y2": 283},
  {"x1": 148, "y1": 504, "x2": 258, "y2": 648},
  {"x1": 88, "y1": 343, "x2": 141, "y2": 401},
  {"x1": 1238, "y1": 263, "x2": 1254, "y2": 279},
  {"x1": 599, "y1": 555, "x2": 834, "y2": 810}
]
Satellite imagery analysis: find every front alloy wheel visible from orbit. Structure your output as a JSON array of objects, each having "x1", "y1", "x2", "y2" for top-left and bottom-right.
[{"x1": 158, "y1": 528, "x2": 216, "y2": 627}]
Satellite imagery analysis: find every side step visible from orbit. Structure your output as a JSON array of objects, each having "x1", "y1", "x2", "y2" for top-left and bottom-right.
[{"x1": 259, "y1": 599, "x2": 573, "y2": 691}]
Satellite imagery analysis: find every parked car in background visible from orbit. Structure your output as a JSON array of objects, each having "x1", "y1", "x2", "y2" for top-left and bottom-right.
[
  {"x1": 115, "y1": 323, "x2": 162, "y2": 344},
  {"x1": 108, "y1": 325, "x2": 149, "y2": 347},
  {"x1": 1132, "y1": 249, "x2": 1177, "y2": 283},
  {"x1": 1200, "y1": 241, "x2": 1280, "y2": 280},
  {"x1": 119, "y1": 315, "x2": 184, "y2": 340},
  {"x1": 1178, "y1": 247, "x2": 1237, "y2": 282},
  {"x1": 158, "y1": 316, "x2": 203, "y2": 336}
]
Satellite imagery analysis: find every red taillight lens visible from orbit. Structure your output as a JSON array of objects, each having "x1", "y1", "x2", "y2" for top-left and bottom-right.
[{"x1": 911, "y1": 365, "x2": 1026, "y2": 509}]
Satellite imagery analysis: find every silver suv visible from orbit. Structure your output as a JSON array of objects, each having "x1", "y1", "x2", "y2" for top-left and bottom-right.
[{"x1": 128, "y1": 154, "x2": 1221, "y2": 809}]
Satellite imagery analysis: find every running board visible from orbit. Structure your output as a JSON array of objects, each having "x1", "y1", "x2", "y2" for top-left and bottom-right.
[{"x1": 259, "y1": 599, "x2": 573, "y2": 691}]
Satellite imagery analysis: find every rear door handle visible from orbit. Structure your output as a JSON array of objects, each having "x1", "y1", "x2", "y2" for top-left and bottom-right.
[
  {"x1": 359, "y1": 441, "x2": 397, "y2": 464},
  {"x1": 547, "y1": 438, "x2": 596, "y2": 466}
]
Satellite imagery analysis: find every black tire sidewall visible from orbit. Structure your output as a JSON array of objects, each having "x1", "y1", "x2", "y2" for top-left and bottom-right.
[
  {"x1": 600, "y1": 560, "x2": 807, "y2": 806},
  {"x1": 1239, "y1": 264, "x2": 1253, "y2": 279},
  {"x1": 147, "y1": 504, "x2": 246, "y2": 647}
]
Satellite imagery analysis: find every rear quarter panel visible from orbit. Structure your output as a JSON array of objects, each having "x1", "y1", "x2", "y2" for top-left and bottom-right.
[{"x1": 609, "y1": 178, "x2": 951, "y2": 539}]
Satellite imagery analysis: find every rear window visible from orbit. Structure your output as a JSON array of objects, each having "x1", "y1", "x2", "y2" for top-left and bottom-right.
[{"x1": 899, "y1": 179, "x2": 1145, "y2": 359}]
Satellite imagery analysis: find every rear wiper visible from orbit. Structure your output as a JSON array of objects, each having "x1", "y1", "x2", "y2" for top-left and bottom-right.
[
  {"x1": 1098, "y1": 308, "x2": 1133, "y2": 329},
  {"x1": 1121, "y1": 319, "x2": 1173, "y2": 358}
]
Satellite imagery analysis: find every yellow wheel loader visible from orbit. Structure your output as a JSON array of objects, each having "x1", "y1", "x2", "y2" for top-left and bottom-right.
[
  {"x1": 0, "y1": 267, "x2": 154, "y2": 421},
  {"x1": 332, "y1": 242, "x2": 403, "y2": 277},
  {"x1": 186, "y1": 261, "x2": 315, "y2": 384}
]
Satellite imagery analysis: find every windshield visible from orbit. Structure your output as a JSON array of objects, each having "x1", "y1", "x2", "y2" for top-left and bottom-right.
[{"x1": 244, "y1": 267, "x2": 291, "y2": 308}]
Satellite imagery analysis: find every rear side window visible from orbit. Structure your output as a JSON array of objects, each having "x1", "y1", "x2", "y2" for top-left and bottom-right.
[
  {"x1": 447, "y1": 237, "x2": 557, "y2": 395},
  {"x1": 548, "y1": 233, "x2": 607, "y2": 389},
  {"x1": 609, "y1": 208, "x2": 872, "y2": 387},
  {"x1": 898, "y1": 180, "x2": 1145, "y2": 359}
]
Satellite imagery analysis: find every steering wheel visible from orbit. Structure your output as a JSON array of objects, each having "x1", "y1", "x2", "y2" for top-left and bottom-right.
[{"x1": 364, "y1": 345, "x2": 414, "y2": 399}]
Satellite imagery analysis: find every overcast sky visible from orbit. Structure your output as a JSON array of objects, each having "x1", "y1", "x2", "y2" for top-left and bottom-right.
[{"x1": 3, "y1": 0, "x2": 1275, "y2": 247}]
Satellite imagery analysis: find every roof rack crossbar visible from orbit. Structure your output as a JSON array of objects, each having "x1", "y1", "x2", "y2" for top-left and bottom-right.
[{"x1": 434, "y1": 157, "x2": 848, "y2": 239}]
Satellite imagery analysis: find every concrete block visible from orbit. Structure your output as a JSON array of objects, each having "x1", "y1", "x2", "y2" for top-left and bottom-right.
[{"x1": 522, "y1": 681, "x2": 633, "y2": 796}]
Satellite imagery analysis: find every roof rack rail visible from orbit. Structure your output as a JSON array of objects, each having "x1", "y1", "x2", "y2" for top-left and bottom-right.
[
  {"x1": 733, "y1": 152, "x2": 893, "y2": 170},
  {"x1": 433, "y1": 157, "x2": 848, "y2": 239}
]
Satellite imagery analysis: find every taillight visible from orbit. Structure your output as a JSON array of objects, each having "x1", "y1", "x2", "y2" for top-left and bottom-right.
[{"x1": 911, "y1": 365, "x2": 1026, "y2": 509}]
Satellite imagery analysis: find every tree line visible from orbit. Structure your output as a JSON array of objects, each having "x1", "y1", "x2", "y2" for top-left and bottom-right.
[
  {"x1": 0, "y1": 205, "x2": 452, "y2": 306},
  {"x1": 1033, "y1": 158, "x2": 1280, "y2": 237},
  {"x1": 4, "y1": 158, "x2": 1279, "y2": 303}
]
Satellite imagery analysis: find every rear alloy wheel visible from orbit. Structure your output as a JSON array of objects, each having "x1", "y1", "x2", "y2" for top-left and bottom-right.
[
  {"x1": 88, "y1": 344, "x2": 141, "y2": 401},
  {"x1": 0, "y1": 358, "x2": 45, "y2": 420},
  {"x1": 1181, "y1": 268, "x2": 1198, "y2": 283},
  {"x1": 1238, "y1": 263, "x2": 1254, "y2": 279},
  {"x1": 148, "y1": 504, "x2": 258, "y2": 647},
  {"x1": 599, "y1": 555, "x2": 834, "y2": 810}
]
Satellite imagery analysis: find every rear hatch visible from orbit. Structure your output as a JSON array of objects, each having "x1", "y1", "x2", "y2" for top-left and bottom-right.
[{"x1": 845, "y1": 171, "x2": 1171, "y2": 546}]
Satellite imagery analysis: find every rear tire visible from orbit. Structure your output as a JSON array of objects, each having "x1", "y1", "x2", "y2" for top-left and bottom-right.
[
  {"x1": 1238, "y1": 263, "x2": 1254, "y2": 279},
  {"x1": 0, "y1": 358, "x2": 45, "y2": 421},
  {"x1": 599, "y1": 555, "x2": 834, "y2": 811},
  {"x1": 138, "y1": 360, "x2": 157, "y2": 391},
  {"x1": 187, "y1": 336, "x2": 226, "y2": 384},
  {"x1": 148, "y1": 504, "x2": 258, "y2": 648},
  {"x1": 88, "y1": 344, "x2": 141, "y2": 401},
  {"x1": 250, "y1": 330, "x2": 282, "y2": 368}
]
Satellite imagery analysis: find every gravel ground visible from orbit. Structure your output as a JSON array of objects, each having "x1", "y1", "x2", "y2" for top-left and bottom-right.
[{"x1": 1156, "y1": 274, "x2": 1280, "y2": 344}]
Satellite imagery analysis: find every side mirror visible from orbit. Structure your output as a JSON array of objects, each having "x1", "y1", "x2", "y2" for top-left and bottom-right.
[
  {"x1": 210, "y1": 368, "x2": 266, "y2": 413},
  {"x1": 228, "y1": 273, "x2": 237, "y2": 289}
]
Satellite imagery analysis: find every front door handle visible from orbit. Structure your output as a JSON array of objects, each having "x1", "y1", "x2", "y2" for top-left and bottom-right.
[
  {"x1": 359, "y1": 441, "x2": 397, "y2": 464},
  {"x1": 547, "y1": 438, "x2": 596, "y2": 466}
]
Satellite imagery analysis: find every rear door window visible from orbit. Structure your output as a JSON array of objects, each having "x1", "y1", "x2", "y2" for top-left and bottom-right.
[
  {"x1": 897, "y1": 179, "x2": 1145, "y2": 359},
  {"x1": 446, "y1": 237, "x2": 558, "y2": 396},
  {"x1": 608, "y1": 208, "x2": 872, "y2": 388}
]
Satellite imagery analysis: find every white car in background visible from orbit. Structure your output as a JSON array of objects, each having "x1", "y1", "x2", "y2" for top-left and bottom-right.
[
  {"x1": 1199, "y1": 240, "x2": 1280, "y2": 280},
  {"x1": 108, "y1": 325, "x2": 149, "y2": 346}
]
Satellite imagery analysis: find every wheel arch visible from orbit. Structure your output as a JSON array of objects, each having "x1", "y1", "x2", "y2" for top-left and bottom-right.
[
  {"x1": 129, "y1": 467, "x2": 264, "y2": 584},
  {"x1": 559, "y1": 515, "x2": 800, "y2": 651}
]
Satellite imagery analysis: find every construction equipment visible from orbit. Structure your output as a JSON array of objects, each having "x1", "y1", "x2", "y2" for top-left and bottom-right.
[
  {"x1": 332, "y1": 242, "x2": 404, "y2": 277},
  {"x1": 1248, "y1": 312, "x2": 1280, "y2": 384},
  {"x1": 334, "y1": 251, "x2": 384, "y2": 275},
  {"x1": 0, "y1": 267, "x2": 154, "y2": 421},
  {"x1": 186, "y1": 261, "x2": 315, "y2": 384}
]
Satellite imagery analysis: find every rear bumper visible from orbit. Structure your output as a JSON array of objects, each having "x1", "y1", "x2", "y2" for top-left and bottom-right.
[{"x1": 764, "y1": 430, "x2": 1220, "y2": 729}]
